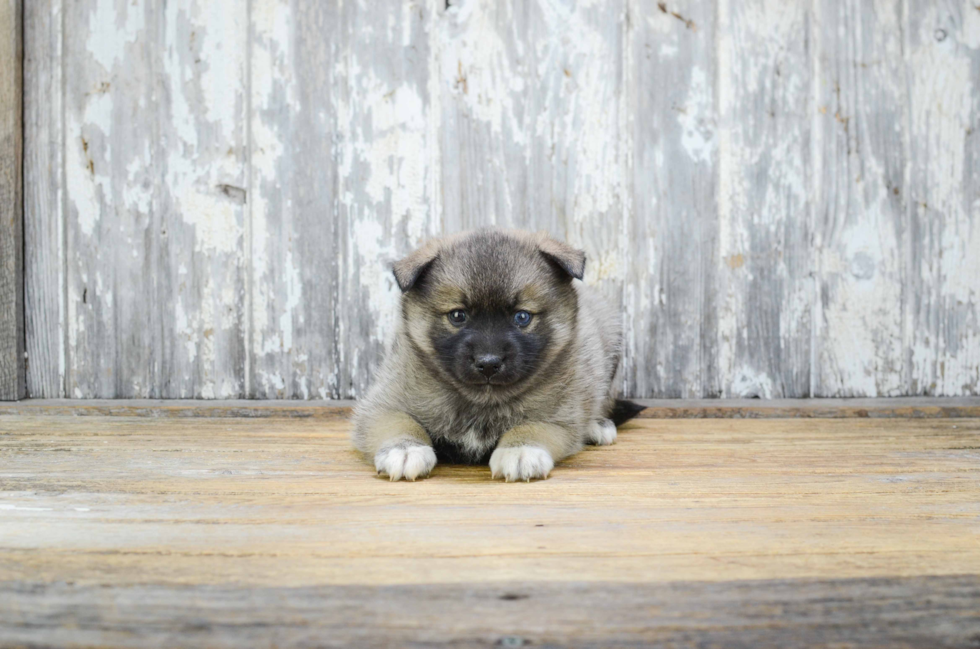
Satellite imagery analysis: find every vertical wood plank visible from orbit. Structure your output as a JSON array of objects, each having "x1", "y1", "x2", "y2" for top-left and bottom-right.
[
  {"x1": 905, "y1": 0, "x2": 980, "y2": 395},
  {"x1": 439, "y1": 0, "x2": 626, "y2": 270},
  {"x1": 439, "y1": 1, "x2": 531, "y2": 232},
  {"x1": 624, "y1": 0, "x2": 717, "y2": 398},
  {"x1": 713, "y1": 0, "x2": 812, "y2": 397},
  {"x1": 23, "y1": 0, "x2": 64, "y2": 398},
  {"x1": 812, "y1": 0, "x2": 907, "y2": 397},
  {"x1": 336, "y1": 0, "x2": 441, "y2": 397},
  {"x1": 63, "y1": 0, "x2": 150, "y2": 397},
  {"x1": 248, "y1": 0, "x2": 343, "y2": 398},
  {"x1": 157, "y1": 0, "x2": 249, "y2": 398},
  {"x1": 64, "y1": 0, "x2": 247, "y2": 398},
  {"x1": 0, "y1": 0, "x2": 24, "y2": 400}
]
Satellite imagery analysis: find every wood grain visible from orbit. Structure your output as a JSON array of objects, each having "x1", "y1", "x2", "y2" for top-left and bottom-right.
[
  {"x1": 19, "y1": 0, "x2": 980, "y2": 399},
  {"x1": 23, "y1": 0, "x2": 63, "y2": 399},
  {"x1": 2, "y1": 397, "x2": 980, "y2": 419},
  {"x1": 2, "y1": 577, "x2": 979, "y2": 648},
  {"x1": 905, "y1": 0, "x2": 980, "y2": 396},
  {"x1": 624, "y1": 0, "x2": 717, "y2": 398},
  {"x1": 248, "y1": 0, "x2": 344, "y2": 399},
  {"x1": 1, "y1": 414, "x2": 979, "y2": 646},
  {"x1": 714, "y1": 0, "x2": 811, "y2": 398},
  {"x1": 1, "y1": 415, "x2": 978, "y2": 586},
  {"x1": 0, "y1": 0, "x2": 23, "y2": 401},
  {"x1": 812, "y1": 0, "x2": 907, "y2": 397},
  {"x1": 59, "y1": 0, "x2": 248, "y2": 399}
]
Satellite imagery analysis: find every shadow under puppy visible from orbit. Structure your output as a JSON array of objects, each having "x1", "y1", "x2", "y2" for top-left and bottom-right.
[{"x1": 352, "y1": 229, "x2": 643, "y2": 482}]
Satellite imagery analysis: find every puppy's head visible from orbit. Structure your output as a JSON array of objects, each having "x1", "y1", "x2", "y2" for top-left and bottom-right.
[{"x1": 393, "y1": 230, "x2": 585, "y2": 399}]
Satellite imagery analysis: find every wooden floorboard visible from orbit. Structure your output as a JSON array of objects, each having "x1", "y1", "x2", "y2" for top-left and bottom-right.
[
  {"x1": 1, "y1": 413, "x2": 979, "y2": 646},
  {"x1": 3, "y1": 577, "x2": 979, "y2": 648},
  {"x1": 2, "y1": 396, "x2": 980, "y2": 418}
]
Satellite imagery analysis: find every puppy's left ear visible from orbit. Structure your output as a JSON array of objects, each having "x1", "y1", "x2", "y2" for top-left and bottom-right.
[
  {"x1": 538, "y1": 238, "x2": 586, "y2": 280},
  {"x1": 393, "y1": 240, "x2": 440, "y2": 292}
]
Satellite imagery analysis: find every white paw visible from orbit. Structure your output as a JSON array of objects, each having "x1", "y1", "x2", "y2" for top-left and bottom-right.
[
  {"x1": 587, "y1": 419, "x2": 617, "y2": 446},
  {"x1": 374, "y1": 443, "x2": 437, "y2": 481},
  {"x1": 489, "y1": 446, "x2": 554, "y2": 482}
]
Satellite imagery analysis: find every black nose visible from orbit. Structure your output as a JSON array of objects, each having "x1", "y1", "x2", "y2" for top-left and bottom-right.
[{"x1": 474, "y1": 354, "x2": 504, "y2": 379}]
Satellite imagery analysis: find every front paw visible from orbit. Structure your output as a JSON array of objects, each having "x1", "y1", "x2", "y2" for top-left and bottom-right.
[
  {"x1": 489, "y1": 445, "x2": 554, "y2": 482},
  {"x1": 375, "y1": 443, "x2": 437, "y2": 481}
]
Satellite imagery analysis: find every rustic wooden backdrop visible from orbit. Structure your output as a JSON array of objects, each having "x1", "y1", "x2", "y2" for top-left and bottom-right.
[{"x1": 18, "y1": 0, "x2": 980, "y2": 400}]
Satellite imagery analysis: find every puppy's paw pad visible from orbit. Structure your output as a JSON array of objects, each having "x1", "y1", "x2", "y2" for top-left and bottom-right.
[
  {"x1": 375, "y1": 444, "x2": 437, "y2": 481},
  {"x1": 587, "y1": 419, "x2": 617, "y2": 445},
  {"x1": 489, "y1": 446, "x2": 554, "y2": 482}
]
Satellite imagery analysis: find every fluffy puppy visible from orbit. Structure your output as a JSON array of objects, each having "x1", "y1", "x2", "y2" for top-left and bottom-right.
[{"x1": 352, "y1": 229, "x2": 642, "y2": 481}]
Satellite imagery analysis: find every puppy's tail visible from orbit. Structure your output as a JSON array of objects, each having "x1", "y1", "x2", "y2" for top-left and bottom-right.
[{"x1": 610, "y1": 399, "x2": 646, "y2": 426}]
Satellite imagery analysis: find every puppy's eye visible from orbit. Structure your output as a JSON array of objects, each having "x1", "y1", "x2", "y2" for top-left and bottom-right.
[
  {"x1": 448, "y1": 309, "x2": 467, "y2": 326},
  {"x1": 513, "y1": 310, "x2": 532, "y2": 327}
]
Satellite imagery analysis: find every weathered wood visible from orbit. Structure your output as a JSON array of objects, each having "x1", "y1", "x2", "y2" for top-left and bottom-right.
[
  {"x1": 2, "y1": 397, "x2": 980, "y2": 419},
  {"x1": 624, "y1": 0, "x2": 717, "y2": 398},
  {"x1": 1, "y1": 415, "x2": 979, "y2": 645},
  {"x1": 713, "y1": 0, "x2": 812, "y2": 398},
  {"x1": 0, "y1": 0, "x2": 23, "y2": 401},
  {"x1": 812, "y1": 0, "x2": 908, "y2": 397},
  {"x1": 61, "y1": 0, "x2": 248, "y2": 398},
  {"x1": 248, "y1": 0, "x2": 342, "y2": 399},
  {"x1": 905, "y1": 0, "x2": 980, "y2": 396},
  {"x1": 2, "y1": 576, "x2": 979, "y2": 648},
  {"x1": 19, "y1": 0, "x2": 980, "y2": 399},
  {"x1": 1, "y1": 415, "x2": 979, "y2": 585},
  {"x1": 23, "y1": 0, "x2": 63, "y2": 398}
]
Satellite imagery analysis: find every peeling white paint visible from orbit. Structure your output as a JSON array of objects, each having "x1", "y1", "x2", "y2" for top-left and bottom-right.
[
  {"x1": 678, "y1": 66, "x2": 715, "y2": 164},
  {"x1": 87, "y1": 0, "x2": 143, "y2": 72},
  {"x1": 33, "y1": 0, "x2": 980, "y2": 399}
]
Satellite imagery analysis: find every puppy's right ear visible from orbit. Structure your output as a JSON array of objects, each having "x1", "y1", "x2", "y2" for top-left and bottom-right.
[
  {"x1": 392, "y1": 241, "x2": 440, "y2": 292},
  {"x1": 538, "y1": 237, "x2": 586, "y2": 280}
]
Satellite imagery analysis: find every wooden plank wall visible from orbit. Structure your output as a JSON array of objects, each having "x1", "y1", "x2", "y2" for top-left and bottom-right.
[
  {"x1": 0, "y1": 0, "x2": 23, "y2": 401},
  {"x1": 21, "y1": 0, "x2": 980, "y2": 400}
]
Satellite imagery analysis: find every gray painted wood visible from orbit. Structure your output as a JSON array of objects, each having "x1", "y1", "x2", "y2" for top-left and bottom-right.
[
  {"x1": 905, "y1": 0, "x2": 980, "y2": 396},
  {"x1": 21, "y1": 0, "x2": 980, "y2": 399},
  {"x1": 812, "y1": 0, "x2": 908, "y2": 397},
  {"x1": 0, "y1": 0, "x2": 24, "y2": 401},
  {"x1": 23, "y1": 0, "x2": 64, "y2": 398},
  {"x1": 713, "y1": 0, "x2": 812, "y2": 398},
  {"x1": 624, "y1": 0, "x2": 717, "y2": 398},
  {"x1": 2, "y1": 576, "x2": 979, "y2": 648},
  {"x1": 60, "y1": 0, "x2": 248, "y2": 398},
  {"x1": 248, "y1": 0, "x2": 344, "y2": 399}
]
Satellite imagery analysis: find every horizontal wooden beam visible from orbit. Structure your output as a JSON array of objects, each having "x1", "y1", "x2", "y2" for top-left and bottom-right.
[
  {"x1": 2, "y1": 576, "x2": 978, "y2": 648},
  {"x1": 0, "y1": 0, "x2": 23, "y2": 401},
  {"x1": 1, "y1": 397, "x2": 978, "y2": 419}
]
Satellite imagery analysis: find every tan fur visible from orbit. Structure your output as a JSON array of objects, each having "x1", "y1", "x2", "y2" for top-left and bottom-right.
[{"x1": 352, "y1": 229, "x2": 623, "y2": 481}]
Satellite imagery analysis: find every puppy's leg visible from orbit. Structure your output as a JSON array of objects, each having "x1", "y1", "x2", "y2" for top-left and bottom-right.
[
  {"x1": 355, "y1": 412, "x2": 436, "y2": 481},
  {"x1": 489, "y1": 422, "x2": 579, "y2": 482},
  {"x1": 586, "y1": 418, "x2": 617, "y2": 446}
]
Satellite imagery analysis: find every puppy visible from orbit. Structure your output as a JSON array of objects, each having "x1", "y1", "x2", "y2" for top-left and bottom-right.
[{"x1": 352, "y1": 229, "x2": 643, "y2": 481}]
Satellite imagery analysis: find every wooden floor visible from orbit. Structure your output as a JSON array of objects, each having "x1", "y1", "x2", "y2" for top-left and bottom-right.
[{"x1": 1, "y1": 404, "x2": 979, "y2": 647}]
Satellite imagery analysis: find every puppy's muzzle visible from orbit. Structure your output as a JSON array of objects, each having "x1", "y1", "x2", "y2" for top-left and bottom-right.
[{"x1": 473, "y1": 353, "x2": 504, "y2": 379}]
